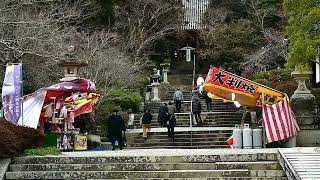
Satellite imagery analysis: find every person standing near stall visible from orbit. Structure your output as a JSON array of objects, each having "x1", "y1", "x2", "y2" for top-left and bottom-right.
[
  {"x1": 196, "y1": 75, "x2": 205, "y2": 94},
  {"x1": 108, "y1": 109, "x2": 126, "y2": 150},
  {"x1": 205, "y1": 92, "x2": 213, "y2": 112}
]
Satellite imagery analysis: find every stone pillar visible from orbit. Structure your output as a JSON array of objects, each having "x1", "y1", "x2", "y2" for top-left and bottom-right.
[
  {"x1": 250, "y1": 111, "x2": 257, "y2": 124},
  {"x1": 162, "y1": 69, "x2": 169, "y2": 84},
  {"x1": 145, "y1": 85, "x2": 152, "y2": 102},
  {"x1": 290, "y1": 70, "x2": 317, "y2": 146},
  {"x1": 150, "y1": 69, "x2": 161, "y2": 102},
  {"x1": 151, "y1": 82, "x2": 161, "y2": 102},
  {"x1": 145, "y1": 92, "x2": 150, "y2": 102}
]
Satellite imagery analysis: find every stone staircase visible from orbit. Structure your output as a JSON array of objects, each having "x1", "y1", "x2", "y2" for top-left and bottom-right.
[
  {"x1": 126, "y1": 128, "x2": 233, "y2": 149},
  {"x1": 101, "y1": 73, "x2": 253, "y2": 149},
  {"x1": 130, "y1": 112, "x2": 250, "y2": 129},
  {"x1": 5, "y1": 149, "x2": 287, "y2": 179}
]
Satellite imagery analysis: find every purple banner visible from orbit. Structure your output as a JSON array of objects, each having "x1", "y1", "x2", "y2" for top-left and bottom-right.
[{"x1": 2, "y1": 64, "x2": 22, "y2": 124}]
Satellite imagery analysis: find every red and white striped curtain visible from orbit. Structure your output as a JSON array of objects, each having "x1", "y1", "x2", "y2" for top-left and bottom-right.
[{"x1": 262, "y1": 98, "x2": 300, "y2": 144}]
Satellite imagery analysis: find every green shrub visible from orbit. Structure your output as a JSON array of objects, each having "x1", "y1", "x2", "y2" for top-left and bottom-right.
[
  {"x1": 24, "y1": 147, "x2": 61, "y2": 156},
  {"x1": 252, "y1": 68, "x2": 296, "y2": 96},
  {"x1": 107, "y1": 88, "x2": 143, "y2": 112}
]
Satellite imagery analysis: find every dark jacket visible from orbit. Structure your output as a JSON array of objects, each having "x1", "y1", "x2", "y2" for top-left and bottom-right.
[
  {"x1": 108, "y1": 114, "x2": 126, "y2": 139},
  {"x1": 158, "y1": 104, "x2": 168, "y2": 123},
  {"x1": 192, "y1": 90, "x2": 200, "y2": 100},
  {"x1": 168, "y1": 104, "x2": 176, "y2": 116},
  {"x1": 142, "y1": 112, "x2": 152, "y2": 124},
  {"x1": 205, "y1": 94, "x2": 212, "y2": 103},
  {"x1": 167, "y1": 114, "x2": 176, "y2": 127},
  {"x1": 192, "y1": 100, "x2": 201, "y2": 114}
]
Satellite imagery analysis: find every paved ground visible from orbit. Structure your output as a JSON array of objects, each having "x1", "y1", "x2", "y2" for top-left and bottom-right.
[
  {"x1": 279, "y1": 147, "x2": 320, "y2": 153},
  {"x1": 61, "y1": 148, "x2": 278, "y2": 157},
  {"x1": 127, "y1": 127, "x2": 235, "y2": 133}
]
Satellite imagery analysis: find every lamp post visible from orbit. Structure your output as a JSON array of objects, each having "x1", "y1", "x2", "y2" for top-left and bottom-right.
[
  {"x1": 180, "y1": 46, "x2": 196, "y2": 88},
  {"x1": 180, "y1": 46, "x2": 196, "y2": 146}
]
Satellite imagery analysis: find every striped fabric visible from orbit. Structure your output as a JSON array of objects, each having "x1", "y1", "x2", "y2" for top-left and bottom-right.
[
  {"x1": 182, "y1": 0, "x2": 209, "y2": 30},
  {"x1": 262, "y1": 98, "x2": 300, "y2": 144}
]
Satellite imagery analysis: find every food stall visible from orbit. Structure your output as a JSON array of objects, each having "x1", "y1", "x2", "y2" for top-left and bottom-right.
[{"x1": 17, "y1": 60, "x2": 99, "y2": 151}]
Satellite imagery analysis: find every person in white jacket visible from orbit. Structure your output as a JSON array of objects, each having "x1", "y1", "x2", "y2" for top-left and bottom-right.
[{"x1": 196, "y1": 75, "x2": 205, "y2": 94}]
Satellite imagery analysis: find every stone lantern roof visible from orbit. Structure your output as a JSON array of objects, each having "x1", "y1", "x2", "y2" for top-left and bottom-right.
[{"x1": 59, "y1": 45, "x2": 88, "y2": 82}]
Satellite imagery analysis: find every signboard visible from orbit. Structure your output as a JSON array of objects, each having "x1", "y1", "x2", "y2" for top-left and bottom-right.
[
  {"x1": 2, "y1": 64, "x2": 22, "y2": 124},
  {"x1": 74, "y1": 134, "x2": 87, "y2": 151},
  {"x1": 205, "y1": 66, "x2": 258, "y2": 96},
  {"x1": 186, "y1": 49, "x2": 191, "y2": 62},
  {"x1": 203, "y1": 66, "x2": 286, "y2": 109},
  {"x1": 57, "y1": 133, "x2": 74, "y2": 151}
]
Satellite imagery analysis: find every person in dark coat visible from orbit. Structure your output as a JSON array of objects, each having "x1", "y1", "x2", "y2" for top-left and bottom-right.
[
  {"x1": 192, "y1": 98, "x2": 202, "y2": 125},
  {"x1": 167, "y1": 101, "x2": 176, "y2": 141},
  {"x1": 205, "y1": 92, "x2": 213, "y2": 112},
  {"x1": 192, "y1": 87, "x2": 201, "y2": 101},
  {"x1": 141, "y1": 109, "x2": 152, "y2": 140},
  {"x1": 158, "y1": 103, "x2": 169, "y2": 127},
  {"x1": 108, "y1": 109, "x2": 126, "y2": 150}
]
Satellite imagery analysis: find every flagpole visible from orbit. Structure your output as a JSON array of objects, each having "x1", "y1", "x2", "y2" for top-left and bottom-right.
[
  {"x1": 20, "y1": 63, "x2": 23, "y2": 126},
  {"x1": 261, "y1": 87, "x2": 266, "y2": 148}
]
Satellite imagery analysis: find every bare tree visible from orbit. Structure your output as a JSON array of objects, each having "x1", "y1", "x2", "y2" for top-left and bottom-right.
[
  {"x1": 246, "y1": 0, "x2": 288, "y2": 59},
  {"x1": 240, "y1": 45, "x2": 284, "y2": 75},
  {"x1": 79, "y1": 31, "x2": 145, "y2": 103},
  {"x1": 0, "y1": 0, "x2": 97, "y2": 64},
  {"x1": 0, "y1": 0, "x2": 146, "y2": 95},
  {"x1": 114, "y1": 0, "x2": 183, "y2": 61}
]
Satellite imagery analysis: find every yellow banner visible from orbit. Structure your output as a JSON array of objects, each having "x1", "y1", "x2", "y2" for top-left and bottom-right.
[{"x1": 203, "y1": 66, "x2": 287, "y2": 109}]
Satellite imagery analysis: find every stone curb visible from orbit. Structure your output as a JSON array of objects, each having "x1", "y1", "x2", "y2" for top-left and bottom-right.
[{"x1": 0, "y1": 158, "x2": 11, "y2": 180}]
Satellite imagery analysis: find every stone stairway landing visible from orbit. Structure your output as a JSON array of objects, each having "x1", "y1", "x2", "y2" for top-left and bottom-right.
[{"x1": 5, "y1": 149, "x2": 287, "y2": 179}]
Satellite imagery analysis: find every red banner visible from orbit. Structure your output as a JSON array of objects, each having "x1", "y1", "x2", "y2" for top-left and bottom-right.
[{"x1": 205, "y1": 66, "x2": 258, "y2": 96}]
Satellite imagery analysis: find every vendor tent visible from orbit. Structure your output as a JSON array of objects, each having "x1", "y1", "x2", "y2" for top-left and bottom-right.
[{"x1": 17, "y1": 78, "x2": 97, "y2": 129}]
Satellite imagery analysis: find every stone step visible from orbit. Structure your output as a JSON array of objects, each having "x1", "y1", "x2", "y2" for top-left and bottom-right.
[
  {"x1": 9, "y1": 161, "x2": 282, "y2": 172},
  {"x1": 130, "y1": 141, "x2": 229, "y2": 147},
  {"x1": 130, "y1": 124, "x2": 239, "y2": 129},
  {"x1": 128, "y1": 130, "x2": 233, "y2": 135},
  {"x1": 133, "y1": 137, "x2": 230, "y2": 143},
  {"x1": 11, "y1": 153, "x2": 278, "y2": 164},
  {"x1": 126, "y1": 145, "x2": 232, "y2": 149},
  {"x1": 5, "y1": 170, "x2": 286, "y2": 179},
  {"x1": 144, "y1": 100, "x2": 240, "y2": 113},
  {"x1": 133, "y1": 112, "x2": 247, "y2": 121},
  {"x1": 128, "y1": 133, "x2": 232, "y2": 140}
]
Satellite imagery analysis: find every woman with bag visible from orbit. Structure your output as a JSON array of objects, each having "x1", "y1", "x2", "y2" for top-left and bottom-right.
[{"x1": 140, "y1": 109, "x2": 152, "y2": 141}]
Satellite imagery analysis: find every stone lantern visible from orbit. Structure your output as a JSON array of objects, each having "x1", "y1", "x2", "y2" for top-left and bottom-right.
[
  {"x1": 160, "y1": 63, "x2": 170, "y2": 84},
  {"x1": 59, "y1": 45, "x2": 88, "y2": 82},
  {"x1": 290, "y1": 68, "x2": 316, "y2": 147}
]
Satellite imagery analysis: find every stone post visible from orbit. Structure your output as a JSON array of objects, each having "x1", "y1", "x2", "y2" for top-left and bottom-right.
[
  {"x1": 160, "y1": 63, "x2": 170, "y2": 84},
  {"x1": 250, "y1": 111, "x2": 257, "y2": 124},
  {"x1": 290, "y1": 69, "x2": 317, "y2": 146},
  {"x1": 151, "y1": 82, "x2": 161, "y2": 102},
  {"x1": 162, "y1": 69, "x2": 169, "y2": 84},
  {"x1": 150, "y1": 68, "x2": 161, "y2": 102},
  {"x1": 145, "y1": 85, "x2": 152, "y2": 102}
]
